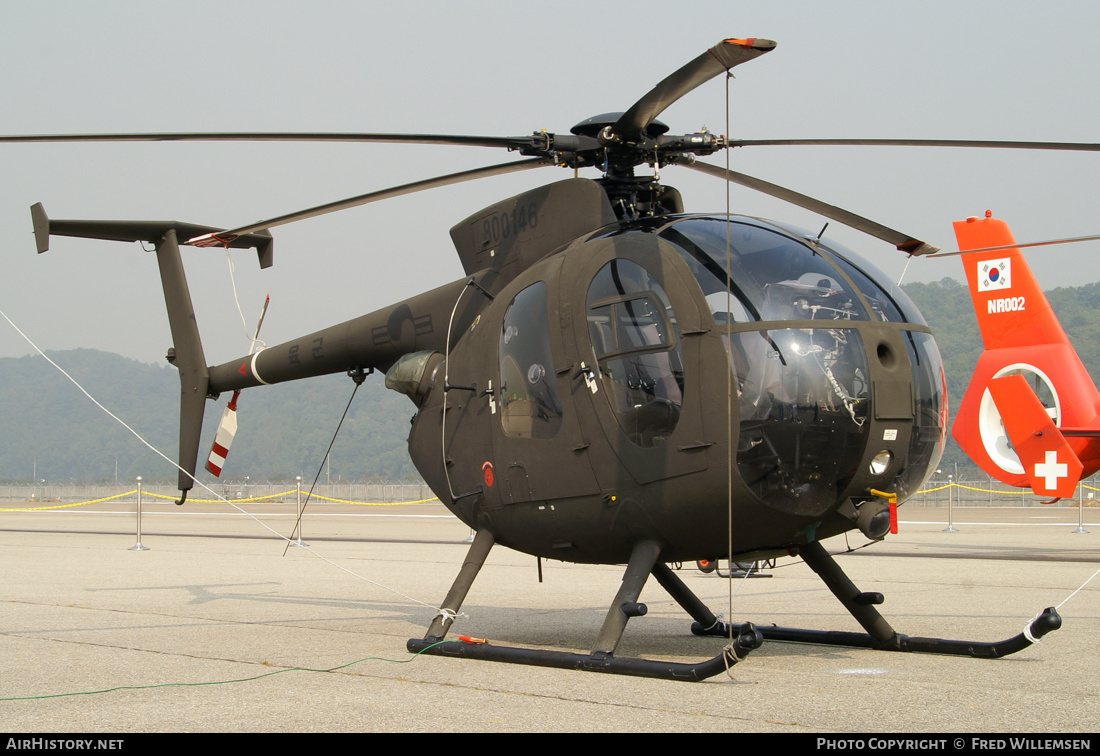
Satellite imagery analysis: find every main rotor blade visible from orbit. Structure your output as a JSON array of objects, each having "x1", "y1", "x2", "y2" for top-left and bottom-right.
[
  {"x1": 612, "y1": 38, "x2": 776, "y2": 141},
  {"x1": 929, "y1": 233, "x2": 1100, "y2": 258},
  {"x1": 687, "y1": 161, "x2": 939, "y2": 255},
  {"x1": 728, "y1": 138, "x2": 1100, "y2": 152},
  {"x1": 186, "y1": 158, "x2": 551, "y2": 246},
  {"x1": 0, "y1": 132, "x2": 532, "y2": 150}
]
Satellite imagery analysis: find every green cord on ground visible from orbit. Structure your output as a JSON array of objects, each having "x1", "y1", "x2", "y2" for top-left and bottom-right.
[{"x1": 0, "y1": 641, "x2": 447, "y2": 702}]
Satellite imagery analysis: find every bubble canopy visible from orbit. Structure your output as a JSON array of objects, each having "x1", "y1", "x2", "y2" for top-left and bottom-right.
[{"x1": 657, "y1": 215, "x2": 944, "y2": 514}]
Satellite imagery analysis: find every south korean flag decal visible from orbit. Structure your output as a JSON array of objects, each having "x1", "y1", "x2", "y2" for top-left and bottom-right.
[{"x1": 978, "y1": 258, "x2": 1012, "y2": 291}]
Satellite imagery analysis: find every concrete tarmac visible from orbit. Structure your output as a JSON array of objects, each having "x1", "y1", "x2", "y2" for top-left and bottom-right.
[{"x1": 0, "y1": 499, "x2": 1097, "y2": 733}]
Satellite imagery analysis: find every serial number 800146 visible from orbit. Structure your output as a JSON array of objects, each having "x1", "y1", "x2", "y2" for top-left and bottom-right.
[{"x1": 482, "y1": 202, "x2": 539, "y2": 246}]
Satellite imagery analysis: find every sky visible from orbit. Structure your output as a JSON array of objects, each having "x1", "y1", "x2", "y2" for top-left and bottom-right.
[{"x1": 1, "y1": 0, "x2": 1097, "y2": 365}]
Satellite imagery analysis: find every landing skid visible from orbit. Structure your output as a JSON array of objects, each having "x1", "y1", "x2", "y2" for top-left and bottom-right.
[
  {"x1": 407, "y1": 531, "x2": 763, "y2": 682},
  {"x1": 406, "y1": 633, "x2": 761, "y2": 682},
  {"x1": 693, "y1": 540, "x2": 1062, "y2": 658},
  {"x1": 409, "y1": 535, "x2": 1060, "y2": 682}
]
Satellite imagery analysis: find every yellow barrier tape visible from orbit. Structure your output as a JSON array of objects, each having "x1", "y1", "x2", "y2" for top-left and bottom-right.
[
  {"x1": 1, "y1": 490, "x2": 138, "y2": 512},
  {"x1": 916, "y1": 484, "x2": 952, "y2": 493},
  {"x1": 4, "y1": 477, "x2": 1093, "y2": 510},
  {"x1": 305, "y1": 494, "x2": 440, "y2": 506},
  {"x1": 3, "y1": 487, "x2": 441, "y2": 509},
  {"x1": 954, "y1": 483, "x2": 1013, "y2": 493},
  {"x1": 144, "y1": 490, "x2": 296, "y2": 504},
  {"x1": 8, "y1": 478, "x2": 1092, "y2": 508},
  {"x1": 3, "y1": 478, "x2": 1093, "y2": 511},
  {"x1": 915, "y1": 481, "x2": 1100, "y2": 496},
  {"x1": 143, "y1": 490, "x2": 440, "y2": 506}
]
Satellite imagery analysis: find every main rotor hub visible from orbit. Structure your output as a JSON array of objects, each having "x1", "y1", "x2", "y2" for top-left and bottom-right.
[{"x1": 571, "y1": 113, "x2": 670, "y2": 139}]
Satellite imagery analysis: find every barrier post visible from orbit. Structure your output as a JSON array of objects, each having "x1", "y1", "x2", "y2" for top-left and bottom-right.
[
  {"x1": 292, "y1": 475, "x2": 308, "y2": 547},
  {"x1": 129, "y1": 476, "x2": 149, "y2": 551},
  {"x1": 1074, "y1": 485, "x2": 1090, "y2": 535},
  {"x1": 944, "y1": 474, "x2": 958, "y2": 532}
]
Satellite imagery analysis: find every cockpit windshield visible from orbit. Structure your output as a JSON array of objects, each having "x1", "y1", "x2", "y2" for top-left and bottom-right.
[
  {"x1": 660, "y1": 217, "x2": 884, "y2": 515},
  {"x1": 661, "y1": 218, "x2": 870, "y2": 323},
  {"x1": 660, "y1": 217, "x2": 916, "y2": 325},
  {"x1": 651, "y1": 216, "x2": 940, "y2": 514}
]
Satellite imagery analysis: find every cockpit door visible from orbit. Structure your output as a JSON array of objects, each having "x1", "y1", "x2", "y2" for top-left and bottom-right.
[
  {"x1": 489, "y1": 260, "x2": 600, "y2": 505},
  {"x1": 563, "y1": 233, "x2": 711, "y2": 485}
]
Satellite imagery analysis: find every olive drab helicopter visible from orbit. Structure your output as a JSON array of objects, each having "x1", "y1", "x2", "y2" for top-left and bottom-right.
[{"x1": 7, "y1": 38, "x2": 1091, "y2": 681}]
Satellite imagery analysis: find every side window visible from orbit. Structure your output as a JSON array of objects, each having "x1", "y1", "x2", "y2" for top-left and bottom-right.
[
  {"x1": 586, "y1": 260, "x2": 684, "y2": 448},
  {"x1": 499, "y1": 282, "x2": 562, "y2": 439}
]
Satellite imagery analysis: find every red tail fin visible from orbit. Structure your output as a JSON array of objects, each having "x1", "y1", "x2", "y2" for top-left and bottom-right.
[
  {"x1": 987, "y1": 374, "x2": 1082, "y2": 499},
  {"x1": 955, "y1": 214, "x2": 1069, "y2": 350},
  {"x1": 950, "y1": 213, "x2": 1100, "y2": 490}
]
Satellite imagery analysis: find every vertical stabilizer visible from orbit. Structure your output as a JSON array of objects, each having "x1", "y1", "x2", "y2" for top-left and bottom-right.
[
  {"x1": 156, "y1": 229, "x2": 209, "y2": 499},
  {"x1": 950, "y1": 213, "x2": 1100, "y2": 491},
  {"x1": 954, "y1": 214, "x2": 1069, "y2": 350},
  {"x1": 27, "y1": 204, "x2": 273, "y2": 502}
]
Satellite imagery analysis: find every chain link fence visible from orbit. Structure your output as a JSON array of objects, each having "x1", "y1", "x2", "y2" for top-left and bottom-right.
[
  {"x1": 0, "y1": 481, "x2": 436, "y2": 507},
  {"x1": 903, "y1": 476, "x2": 1100, "y2": 507},
  {"x1": 4, "y1": 477, "x2": 1100, "y2": 509}
]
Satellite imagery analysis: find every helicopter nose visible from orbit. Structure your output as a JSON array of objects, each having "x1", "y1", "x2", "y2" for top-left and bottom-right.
[{"x1": 730, "y1": 326, "x2": 872, "y2": 518}]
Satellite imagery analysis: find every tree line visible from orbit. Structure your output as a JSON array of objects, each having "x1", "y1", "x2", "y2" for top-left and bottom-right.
[
  {"x1": 3, "y1": 277, "x2": 1098, "y2": 484},
  {"x1": 0, "y1": 349, "x2": 419, "y2": 483}
]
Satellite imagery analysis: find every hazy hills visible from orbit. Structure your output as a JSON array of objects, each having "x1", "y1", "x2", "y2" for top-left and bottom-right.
[
  {"x1": 0, "y1": 349, "x2": 420, "y2": 483},
  {"x1": 4, "y1": 278, "x2": 1100, "y2": 484}
]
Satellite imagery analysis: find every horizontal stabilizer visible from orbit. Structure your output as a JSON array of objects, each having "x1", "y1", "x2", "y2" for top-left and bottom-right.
[
  {"x1": 29, "y1": 202, "x2": 274, "y2": 268},
  {"x1": 988, "y1": 374, "x2": 1083, "y2": 499}
]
